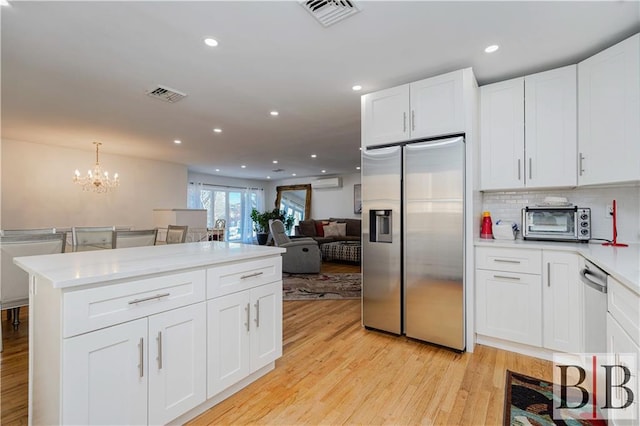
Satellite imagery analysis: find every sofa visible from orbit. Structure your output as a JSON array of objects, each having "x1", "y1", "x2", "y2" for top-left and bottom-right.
[{"x1": 295, "y1": 218, "x2": 361, "y2": 244}]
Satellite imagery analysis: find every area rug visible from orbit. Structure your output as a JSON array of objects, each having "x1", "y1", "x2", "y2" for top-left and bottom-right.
[
  {"x1": 504, "y1": 370, "x2": 606, "y2": 426},
  {"x1": 282, "y1": 272, "x2": 361, "y2": 300}
]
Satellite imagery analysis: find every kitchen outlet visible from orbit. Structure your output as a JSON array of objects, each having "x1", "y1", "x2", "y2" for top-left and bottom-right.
[{"x1": 606, "y1": 205, "x2": 614, "y2": 218}]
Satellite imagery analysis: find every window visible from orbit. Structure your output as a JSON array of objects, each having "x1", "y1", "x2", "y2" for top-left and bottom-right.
[{"x1": 188, "y1": 183, "x2": 263, "y2": 243}]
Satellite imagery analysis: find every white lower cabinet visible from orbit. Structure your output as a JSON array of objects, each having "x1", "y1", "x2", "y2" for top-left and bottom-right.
[
  {"x1": 62, "y1": 318, "x2": 148, "y2": 425},
  {"x1": 476, "y1": 269, "x2": 542, "y2": 346},
  {"x1": 62, "y1": 303, "x2": 207, "y2": 425},
  {"x1": 207, "y1": 281, "x2": 282, "y2": 398},
  {"x1": 148, "y1": 303, "x2": 207, "y2": 425},
  {"x1": 476, "y1": 246, "x2": 584, "y2": 355},
  {"x1": 542, "y1": 251, "x2": 582, "y2": 353},
  {"x1": 607, "y1": 313, "x2": 640, "y2": 425}
]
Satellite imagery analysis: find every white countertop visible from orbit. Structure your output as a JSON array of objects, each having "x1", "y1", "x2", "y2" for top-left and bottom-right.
[
  {"x1": 475, "y1": 239, "x2": 640, "y2": 294},
  {"x1": 14, "y1": 241, "x2": 285, "y2": 289}
]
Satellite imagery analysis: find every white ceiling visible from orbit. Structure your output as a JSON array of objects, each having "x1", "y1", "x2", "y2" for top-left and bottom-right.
[{"x1": 2, "y1": 1, "x2": 639, "y2": 180}]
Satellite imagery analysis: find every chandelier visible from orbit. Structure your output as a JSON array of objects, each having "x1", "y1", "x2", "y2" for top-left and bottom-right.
[{"x1": 73, "y1": 142, "x2": 119, "y2": 193}]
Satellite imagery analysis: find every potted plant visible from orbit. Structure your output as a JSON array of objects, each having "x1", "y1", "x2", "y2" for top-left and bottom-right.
[{"x1": 250, "y1": 208, "x2": 295, "y2": 245}]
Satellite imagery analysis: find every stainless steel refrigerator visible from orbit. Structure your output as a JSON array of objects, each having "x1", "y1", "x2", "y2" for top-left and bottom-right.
[{"x1": 362, "y1": 135, "x2": 465, "y2": 351}]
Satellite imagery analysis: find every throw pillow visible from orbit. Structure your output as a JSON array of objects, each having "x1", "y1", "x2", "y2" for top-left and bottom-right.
[
  {"x1": 336, "y1": 222, "x2": 347, "y2": 237},
  {"x1": 323, "y1": 223, "x2": 340, "y2": 237},
  {"x1": 315, "y1": 221, "x2": 328, "y2": 237}
]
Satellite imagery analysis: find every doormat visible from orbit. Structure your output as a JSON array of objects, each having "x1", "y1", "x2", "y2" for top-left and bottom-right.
[
  {"x1": 282, "y1": 273, "x2": 361, "y2": 300},
  {"x1": 504, "y1": 370, "x2": 606, "y2": 426}
]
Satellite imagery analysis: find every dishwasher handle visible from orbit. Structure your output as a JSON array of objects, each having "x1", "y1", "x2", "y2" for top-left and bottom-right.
[{"x1": 580, "y1": 269, "x2": 607, "y2": 294}]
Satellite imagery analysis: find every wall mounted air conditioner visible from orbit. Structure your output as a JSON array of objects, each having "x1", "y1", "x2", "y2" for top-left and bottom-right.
[{"x1": 311, "y1": 177, "x2": 342, "y2": 189}]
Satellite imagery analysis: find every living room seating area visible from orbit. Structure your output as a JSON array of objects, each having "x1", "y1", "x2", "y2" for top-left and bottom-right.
[{"x1": 295, "y1": 218, "x2": 361, "y2": 244}]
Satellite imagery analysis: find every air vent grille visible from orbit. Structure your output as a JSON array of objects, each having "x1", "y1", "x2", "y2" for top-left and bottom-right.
[
  {"x1": 300, "y1": 0, "x2": 361, "y2": 27},
  {"x1": 146, "y1": 85, "x2": 187, "y2": 103}
]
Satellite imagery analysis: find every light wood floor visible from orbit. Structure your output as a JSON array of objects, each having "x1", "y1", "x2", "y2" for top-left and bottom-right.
[{"x1": 0, "y1": 261, "x2": 553, "y2": 425}]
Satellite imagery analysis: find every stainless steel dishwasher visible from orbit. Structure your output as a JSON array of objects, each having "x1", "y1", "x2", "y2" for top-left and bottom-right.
[{"x1": 580, "y1": 258, "x2": 608, "y2": 353}]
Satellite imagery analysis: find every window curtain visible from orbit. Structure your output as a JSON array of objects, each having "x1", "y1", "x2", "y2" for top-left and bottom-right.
[
  {"x1": 187, "y1": 182, "x2": 204, "y2": 209},
  {"x1": 241, "y1": 188, "x2": 264, "y2": 244}
]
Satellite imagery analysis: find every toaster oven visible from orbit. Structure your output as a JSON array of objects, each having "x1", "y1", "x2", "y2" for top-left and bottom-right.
[{"x1": 522, "y1": 206, "x2": 591, "y2": 242}]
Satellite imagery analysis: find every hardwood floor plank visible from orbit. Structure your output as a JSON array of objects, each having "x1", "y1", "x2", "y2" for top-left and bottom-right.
[{"x1": 2, "y1": 263, "x2": 555, "y2": 425}]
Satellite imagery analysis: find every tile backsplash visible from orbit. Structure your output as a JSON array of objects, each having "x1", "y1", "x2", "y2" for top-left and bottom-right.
[{"x1": 482, "y1": 185, "x2": 640, "y2": 243}]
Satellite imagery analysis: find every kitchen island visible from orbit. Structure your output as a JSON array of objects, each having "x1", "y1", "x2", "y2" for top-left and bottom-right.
[{"x1": 14, "y1": 241, "x2": 285, "y2": 426}]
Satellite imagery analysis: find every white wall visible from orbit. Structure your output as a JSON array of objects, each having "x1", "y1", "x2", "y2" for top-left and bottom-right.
[
  {"x1": 267, "y1": 173, "x2": 362, "y2": 220},
  {"x1": 1, "y1": 139, "x2": 188, "y2": 230}
]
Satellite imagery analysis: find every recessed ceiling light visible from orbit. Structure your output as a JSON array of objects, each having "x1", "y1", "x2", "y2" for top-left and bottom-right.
[
  {"x1": 204, "y1": 38, "x2": 218, "y2": 47},
  {"x1": 311, "y1": 154, "x2": 317, "y2": 158},
  {"x1": 174, "y1": 139, "x2": 182, "y2": 144},
  {"x1": 352, "y1": 85, "x2": 362, "y2": 91},
  {"x1": 266, "y1": 176, "x2": 271, "y2": 179},
  {"x1": 272, "y1": 160, "x2": 278, "y2": 164},
  {"x1": 213, "y1": 128, "x2": 222, "y2": 133},
  {"x1": 270, "y1": 111, "x2": 279, "y2": 116},
  {"x1": 321, "y1": 170, "x2": 326, "y2": 173},
  {"x1": 359, "y1": 147, "x2": 362, "y2": 151},
  {"x1": 215, "y1": 169, "x2": 220, "y2": 172},
  {"x1": 241, "y1": 165, "x2": 246, "y2": 168},
  {"x1": 356, "y1": 166, "x2": 361, "y2": 170},
  {"x1": 484, "y1": 44, "x2": 499, "y2": 53},
  {"x1": 292, "y1": 173, "x2": 297, "y2": 177}
]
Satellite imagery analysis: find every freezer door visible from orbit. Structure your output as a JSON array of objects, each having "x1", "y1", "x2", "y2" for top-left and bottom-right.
[
  {"x1": 404, "y1": 137, "x2": 465, "y2": 350},
  {"x1": 362, "y1": 146, "x2": 402, "y2": 334}
]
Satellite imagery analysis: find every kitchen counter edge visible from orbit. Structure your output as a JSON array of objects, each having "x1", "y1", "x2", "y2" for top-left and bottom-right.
[{"x1": 14, "y1": 241, "x2": 286, "y2": 289}]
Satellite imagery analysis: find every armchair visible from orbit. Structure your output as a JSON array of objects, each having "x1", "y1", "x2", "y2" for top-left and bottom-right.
[{"x1": 269, "y1": 219, "x2": 321, "y2": 274}]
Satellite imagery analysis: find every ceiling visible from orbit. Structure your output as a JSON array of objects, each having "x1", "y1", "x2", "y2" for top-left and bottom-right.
[{"x1": 2, "y1": 1, "x2": 639, "y2": 181}]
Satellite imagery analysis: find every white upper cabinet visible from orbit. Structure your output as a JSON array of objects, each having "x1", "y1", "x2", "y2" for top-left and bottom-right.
[
  {"x1": 361, "y1": 84, "x2": 410, "y2": 147},
  {"x1": 410, "y1": 70, "x2": 465, "y2": 139},
  {"x1": 361, "y1": 70, "x2": 466, "y2": 148},
  {"x1": 525, "y1": 66, "x2": 577, "y2": 188},
  {"x1": 578, "y1": 33, "x2": 640, "y2": 186},
  {"x1": 480, "y1": 77, "x2": 525, "y2": 190},
  {"x1": 480, "y1": 65, "x2": 577, "y2": 190}
]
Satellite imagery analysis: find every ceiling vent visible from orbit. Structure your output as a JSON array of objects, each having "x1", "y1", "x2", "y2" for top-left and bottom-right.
[
  {"x1": 146, "y1": 85, "x2": 187, "y2": 103},
  {"x1": 300, "y1": 0, "x2": 362, "y2": 27}
]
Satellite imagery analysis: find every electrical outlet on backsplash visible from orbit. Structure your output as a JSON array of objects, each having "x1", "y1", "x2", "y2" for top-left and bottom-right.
[{"x1": 481, "y1": 186, "x2": 640, "y2": 243}]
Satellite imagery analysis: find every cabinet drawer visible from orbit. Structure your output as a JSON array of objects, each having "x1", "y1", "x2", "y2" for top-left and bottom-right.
[
  {"x1": 476, "y1": 247, "x2": 541, "y2": 274},
  {"x1": 63, "y1": 270, "x2": 206, "y2": 338},
  {"x1": 207, "y1": 256, "x2": 281, "y2": 299},
  {"x1": 608, "y1": 276, "x2": 640, "y2": 346}
]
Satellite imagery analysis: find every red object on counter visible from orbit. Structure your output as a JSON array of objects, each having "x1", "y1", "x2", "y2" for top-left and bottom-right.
[
  {"x1": 480, "y1": 211, "x2": 493, "y2": 239},
  {"x1": 602, "y1": 200, "x2": 628, "y2": 247}
]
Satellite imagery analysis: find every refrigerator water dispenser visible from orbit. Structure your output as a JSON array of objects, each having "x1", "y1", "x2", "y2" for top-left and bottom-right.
[{"x1": 370, "y1": 210, "x2": 392, "y2": 243}]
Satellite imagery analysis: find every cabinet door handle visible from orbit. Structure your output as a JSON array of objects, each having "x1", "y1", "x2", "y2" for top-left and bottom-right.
[
  {"x1": 403, "y1": 112, "x2": 407, "y2": 133},
  {"x1": 494, "y1": 259, "x2": 521, "y2": 264},
  {"x1": 493, "y1": 275, "x2": 521, "y2": 281},
  {"x1": 128, "y1": 293, "x2": 170, "y2": 305},
  {"x1": 579, "y1": 153, "x2": 585, "y2": 176},
  {"x1": 254, "y1": 300, "x2": 260, "y2": 328},
  {"x1": 241, "y1": 271, "x2": 263, "y2": 280},
  {"x1": 245, "y1": 303, "x2": 250, "y2": 332},
  {"x1": 547, "y1": 263, "x2": 551, "y2": 287},
  {"x1": 517, "y1": 159, "x2": 522, "y2": 181},
  {"x1": 138, "y1": 337, "x2": 144, "y2": 378},
  {"x1": 157, "y1": 331, "x2": 163, "y2": 370},
  {"x1": 529, "y1": 158, "x2": 532, "y2": 180},
  {"x1": 411, "y1": 110, "x2": 415, "y2": 132}
]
